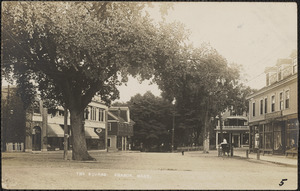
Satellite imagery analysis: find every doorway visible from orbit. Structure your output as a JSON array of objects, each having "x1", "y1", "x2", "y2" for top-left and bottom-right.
[
  {"x1": 233, "y1": 135, "x2": 239, "y2": 147},
  {"x1": 32, "y1": 126, "x2": 41, "y2": 151}
]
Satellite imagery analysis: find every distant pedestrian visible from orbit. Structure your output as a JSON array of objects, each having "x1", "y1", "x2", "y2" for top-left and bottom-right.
[{"x1": 221, "y1": 139, "x2": 227, "y2": 144}]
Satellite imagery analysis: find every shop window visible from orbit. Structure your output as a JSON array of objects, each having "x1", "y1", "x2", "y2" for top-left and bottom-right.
[
  {"x1": 271, "y1": 95, "x2": 275, "y2": 112},
  {"x1": 286, "y1": 131, "x2": 298, "y2": 149},
  {"x1": 242, "y1": 133, "x2": 249, "y2": 145},
  {"x1": 286, "y1": 119, "x2": 298, "y2": 149},
  {"x1": 274, "y1": 132, "x2": 282, "y2": 151},
  {"x1": 273, "y1": 123, "x2": 282, "y2": 131},
  {"x1": 285, "y1": 90, "x2": 290, "y2": 109},
  {"x1": 279, "y1": 92, "x2": 283, "y2": 110},
  {"x1": 264, "y1": 133, "x2": 272, "y2": 149},
  {"x1": 258, "y1": 125, "x2": 263, "y2": 133},
  {"x1": 264, "y1": 124, "x2": 271, "y2": 132}
]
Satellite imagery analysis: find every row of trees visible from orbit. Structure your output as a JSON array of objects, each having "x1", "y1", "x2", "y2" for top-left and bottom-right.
[
  {"x1": 153, "y1": 45, "x2": 255, "y2": 152},
  {"x1": 2, "y1": 2, "x2": 254, "y2": 159},
  {"x1": 116, "y1": 45, "x2": 254, "y2": 152}
]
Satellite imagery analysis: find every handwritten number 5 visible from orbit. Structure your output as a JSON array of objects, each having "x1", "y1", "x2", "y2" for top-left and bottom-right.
[{"x1": 279, "y1": 179, "x2": 287, "y2": 186}]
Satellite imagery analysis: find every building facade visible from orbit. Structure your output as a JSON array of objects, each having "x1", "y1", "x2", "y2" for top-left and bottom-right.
[
  {"x1": 247, "y1": 51, "x2": 298, "y2": 155},
  {"x1": 215, "y1": 110, "x2": 249, "y2": 148},
  {"x1": 107, "y1": 107, "x2": 134, "y2": 151},
  {"x1": 24, "y1": 96, "x2": 108, "y2": 152}
]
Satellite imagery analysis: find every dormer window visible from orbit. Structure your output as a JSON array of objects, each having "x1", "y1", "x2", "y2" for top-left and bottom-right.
[
  {"x1": 278, "y1": 65, "x2": 282, "y2": 81},
  {"x1": 293, "y1": 59, "x2": 297, "y2": 74}
]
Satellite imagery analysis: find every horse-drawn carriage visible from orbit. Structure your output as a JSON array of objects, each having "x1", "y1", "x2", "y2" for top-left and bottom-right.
[{"x1": 220, "y1": 143, "x2": 231, "y2": 156}]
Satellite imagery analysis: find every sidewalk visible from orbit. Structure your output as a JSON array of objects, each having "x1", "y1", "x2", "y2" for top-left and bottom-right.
[{"x1": 233, "y1": 148, "x2": 298, "y2": 167}]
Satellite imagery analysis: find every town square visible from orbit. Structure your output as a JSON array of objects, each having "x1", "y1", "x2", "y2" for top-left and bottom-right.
[{"x1": 1, "y1": 1, "x2": 298, "y2": 190}]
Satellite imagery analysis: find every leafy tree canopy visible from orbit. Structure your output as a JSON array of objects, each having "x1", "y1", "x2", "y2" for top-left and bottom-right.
[
  {"x1": 154, "y1": 43, "x2": 254, "y2": 147},
  {"x1": 2, "y1": 1, "x2": 185, "y2": 110},
  {"x1": 1, "y1": 1, "x2": 187, "y2": 160},
  {"x1": 127, "y1": 91, "x2": 173, "y2": 150}
]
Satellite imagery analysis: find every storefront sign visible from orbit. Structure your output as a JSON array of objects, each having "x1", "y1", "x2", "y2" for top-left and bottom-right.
[{"x1": 265, "y1": 111, "x2": 282, "y2": 119}]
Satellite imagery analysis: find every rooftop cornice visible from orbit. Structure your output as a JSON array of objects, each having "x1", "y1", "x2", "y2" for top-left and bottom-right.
[{"x1": 247, "y1": 74, "x2": 297, "y2": 100}]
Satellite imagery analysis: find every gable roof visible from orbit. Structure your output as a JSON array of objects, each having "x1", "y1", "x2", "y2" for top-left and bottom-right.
[{"x1": 107, "y1": 111, "x2": 126, "y2": 123}]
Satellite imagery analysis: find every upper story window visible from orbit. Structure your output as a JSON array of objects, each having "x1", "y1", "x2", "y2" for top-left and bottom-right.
[
  {"x1": 58, "y1": 110, "x2": 65, "y2": 117},
  {"x1": 98, "y1": 109, "x2": 105, "y2": 122},
  {"x1": 260, "y1": 100, "x2": 263, "y2": 115},
  {"x1": 271, "y1": 95, "x2": 275, "y2": 112},
  {"x1": 285, "y1": 90, "x2": 290, "y2": 109},
  {"x1": 84, "y1": 107, "x2": 90, "y2": 119},
  {"x1": 264, "y1": 98, "x2": 268, "y2": 114},
  {"x1": 108, "y1": 123, "x2": 112, "y2": 131},
  {"x1": 252, "y1": 102, "x2": 256, "y2": 117},
  {"x1": 90, "y1": 107, "x2": 96, "y2": 120},
  {"x1": 279, "y1": 92, "x2": 283, "y2": 110},
  {"x1": 33, "y1": 107, "x2": 40, "y2": 114},
  {"x1": 33, "y1": 102, "x2": 41, "y2": 114}
]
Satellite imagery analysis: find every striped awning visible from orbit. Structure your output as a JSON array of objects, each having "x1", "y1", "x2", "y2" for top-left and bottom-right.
[
  {"x1": 85, "y1": 127, "x2": 99, "y2": 139},
  {"x1": 47, "y1": 124, "x2": 64, "y2": 137}
]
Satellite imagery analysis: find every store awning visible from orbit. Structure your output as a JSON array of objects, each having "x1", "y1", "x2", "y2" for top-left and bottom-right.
[
  {"x1": 47, "y1": 124, "x2": 64, "y2": 137},
  {"x1": 85, "y1": 127, "x2": 99, "y2": 139}
]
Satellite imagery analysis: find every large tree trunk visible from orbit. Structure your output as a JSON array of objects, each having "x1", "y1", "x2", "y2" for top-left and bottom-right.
[
  {"x1": 203, "y1": 110, "x2": 210, "y2": 153},
  {"x1": 218, "y1": 113, "x2": 224, "y2": 143},
  {"x1": 63, "y1": 108, "x2": 68, "y2": 160},
  {"x1": 70, "y1": 109, "x2": 95, "y2": 161}
]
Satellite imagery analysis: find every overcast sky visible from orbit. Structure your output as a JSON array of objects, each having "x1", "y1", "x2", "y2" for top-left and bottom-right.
[
  {"x1": 2, "y1": 2, "x2": 296, "y2": 103},
  {"x1": 115, "y1": 2, "x2": 297, "y2": 103}
]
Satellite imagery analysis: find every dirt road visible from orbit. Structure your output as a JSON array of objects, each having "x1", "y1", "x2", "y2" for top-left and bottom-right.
[{"x1": 2, "y1": 151, "x2": 298, "y2": 190}]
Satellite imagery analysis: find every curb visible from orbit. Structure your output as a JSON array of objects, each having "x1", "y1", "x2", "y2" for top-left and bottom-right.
[{"x1": 233, "y1": 155, "x2": 297, "y2": 167}]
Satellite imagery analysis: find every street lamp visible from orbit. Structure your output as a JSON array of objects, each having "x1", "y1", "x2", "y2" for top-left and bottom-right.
[{"x1": 171, "y1": 97, "x2": 176, "y2": 152}]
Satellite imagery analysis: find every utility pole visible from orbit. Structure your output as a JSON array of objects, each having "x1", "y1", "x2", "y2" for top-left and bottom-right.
[
  {"x1": 105, "y1": 109, "x2": 108, "y2": 152},
  {"x1": 63, "y1": 107, "x2": 68, "y2": 160},
  {"x1": 171, "y1": 98, "x2": 176, "y2": 152},
  {"x1": 172, "y1": 111, "x2": 175, "y2": 152}
]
